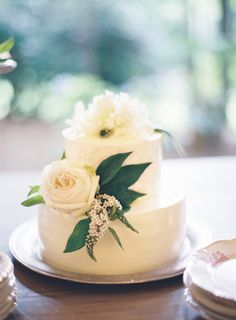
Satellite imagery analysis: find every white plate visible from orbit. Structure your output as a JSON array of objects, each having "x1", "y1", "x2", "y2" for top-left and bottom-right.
[
  {"x1": 0, "y1": 276, "x2": 16, "y2": 305},
  {"x1": 185, "y1": 275, "x2": 236, "y2": 318},
  {"x1": 9, "y1": 219, "x2": 211, "y2": 284},
  {"x1": 0, "y1": 271, "x2": 14, "y2": 291},
  {"x1": 0, "y1": 253, "x2": 13, "y2": 283},
  {"x1": 0, "y1": 293, "x2": 17, "y2": 320},
  {"x1": 185, "y1": 289, "x2": 232, "y2": 320},
  {"x1": 184, "y1": 239, "x2": 236, "y2": 302}
]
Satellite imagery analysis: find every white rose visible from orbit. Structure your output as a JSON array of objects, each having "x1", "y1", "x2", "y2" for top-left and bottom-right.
[{"x1": 40, "y1": 159, "x2": 99, "y2": 217}]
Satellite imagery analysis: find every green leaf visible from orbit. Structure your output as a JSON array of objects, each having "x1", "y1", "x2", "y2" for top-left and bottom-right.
[
  {"x1": 109, "y1": 206, "x2": 130, "y2": 221},
  {"x1": 61, "y1": 151, "x2": 66, "y2": 160},
  {"x1": 119, "y1": 215, "x2": 139, "y2": 233},
  {"x1": 101, "y1": 184, "x2": 145, "y2": 207},
  {"x1": 86, "y1": 247, "x2": 97, "y2": 262},
  {"x1": 64, "y1": 218, "x2": 90, "y2": 253},
  {"x1": 21, "y1": 195, "x2": 45, "y2": 207},
  {"x1": 0, "y1": 38, "x2": 14, "y2": 54},
  {"x1": 154, "y1": 128, "x2": 185, "y2": 157},
  {"x1": 108, "y1": 227, "x2": 124, "y2": 250},
  {"x1": 103, "y1": 163, "x2": 151, "y2": 189},
  {"x1": 27, "y1": 185, "x2": 40, "y2": 197},
  {"x1": 96, "y1": 152, "x2": 132, "y2": 186}
]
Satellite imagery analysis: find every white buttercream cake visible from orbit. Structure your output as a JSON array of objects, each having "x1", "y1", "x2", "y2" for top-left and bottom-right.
[{"x1": 36, "y1": 91, "x2": 186, "y2": 275}]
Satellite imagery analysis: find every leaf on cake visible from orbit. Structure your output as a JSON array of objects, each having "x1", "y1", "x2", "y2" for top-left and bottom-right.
[
  {"x1": 96, "y1": 152, "x2": 132, "y2": 186},
  {"x1": 102, "y1": 185, "x2": 145, "y2": 207},
  {"x1": 110, "y1": 208, "x2": 139, "y2": 234},
  {"x1": 64, "y1": 218, "x2": 90, "y2": 253},
  {"x1": 99, "y1": 159, "x2": 150, "y2": 208},
  {"x1": 108, "y1": 227, "x2": 124, "y2": 250},
  {"x1": 21, "y1": 195, "x2": 45, "y2": 207},
  {"x1": 61, "y1": 151, "x2": 66, "y2": 160},
  {"x1": 102, "y1": 163, "x2": 151, "y2": 189},
  {"x1": 86, "y1": 247, "x2": 97, "y2": 262},
  {"x1": 119, "y1": 215, "x2": 139, "y2": 233},
  {"x1": 109, "y1": 206, "x2": 130, "y2": 221},
  {"x1": 154, "y1": 128, "x2": 185, "y2": 157},
  {"x1": 27, "y1": 185, "x2": 40, "y2": 197}
]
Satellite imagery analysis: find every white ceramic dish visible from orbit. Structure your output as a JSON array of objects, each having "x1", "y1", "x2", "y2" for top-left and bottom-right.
[
  {"x1": 0, "y1": 253, "x2": 13, "y2": 283},
  {"x1": 0, "y1": 252, "x2": 17, "y2": 319},
  {"x1": 185, "y1": 288, "x2": 233, "y2": 320},
  {"x1": 184, "y1": 239, "x2": 236, "y2": 303},
  {"x1": 0, "y1": 293, "x2": 17, "y2": 320}
]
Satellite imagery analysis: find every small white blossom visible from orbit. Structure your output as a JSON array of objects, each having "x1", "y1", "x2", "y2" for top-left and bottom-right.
[{"x1": 85, "y1": 194, "x2": 122, "y2": 256}]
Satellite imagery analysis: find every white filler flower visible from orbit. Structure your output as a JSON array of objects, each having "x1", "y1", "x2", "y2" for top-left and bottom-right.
[
  {"x1": 67, "y1": 91, "x2": 154, "y2": 139},
  {"x1": 40, "y1": 159, "x2": 99, "y2": 216}
]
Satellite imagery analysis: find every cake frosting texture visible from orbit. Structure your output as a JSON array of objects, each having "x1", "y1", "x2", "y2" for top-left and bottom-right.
[
  {"x1": 38, "y1": 184, "x2": 185, "y2": 275},
  {"x1": 63, "y1": 128, "x2": 162, "y2": 196}
]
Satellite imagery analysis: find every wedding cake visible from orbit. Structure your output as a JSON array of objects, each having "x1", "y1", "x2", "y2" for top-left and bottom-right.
[{"x1": 22, "y1": 91, "x2": 185, "y2": 275}]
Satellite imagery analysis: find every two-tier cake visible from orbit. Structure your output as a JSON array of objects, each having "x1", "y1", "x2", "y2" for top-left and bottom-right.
[{"x1": 22, "y1": 91, "x2": 185, "y2": 275}]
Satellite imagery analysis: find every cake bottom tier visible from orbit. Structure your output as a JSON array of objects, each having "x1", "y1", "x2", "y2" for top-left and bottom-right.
[{"x1": 38, "y1": 185, "x2": 186, "y2": 275}]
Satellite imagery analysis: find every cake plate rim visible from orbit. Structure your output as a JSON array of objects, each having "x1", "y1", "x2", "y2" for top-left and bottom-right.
[{"x1": 9, "y1": 219, "x2": 212, "y2": 285}]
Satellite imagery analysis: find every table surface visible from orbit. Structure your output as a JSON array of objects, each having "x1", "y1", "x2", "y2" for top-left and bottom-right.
[{"x1": 1, "y1": 156, "x2": 236, "y2": 320}]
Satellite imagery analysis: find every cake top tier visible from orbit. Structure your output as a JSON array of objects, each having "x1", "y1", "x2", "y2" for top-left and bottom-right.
[{"x1": 66, "y1": 91, "x2": 155, "y2": 140}]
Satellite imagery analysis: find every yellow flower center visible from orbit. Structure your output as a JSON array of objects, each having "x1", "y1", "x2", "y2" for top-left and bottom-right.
[{"x1": 53, "y1": 172, "x2": 76, "y2": 190}]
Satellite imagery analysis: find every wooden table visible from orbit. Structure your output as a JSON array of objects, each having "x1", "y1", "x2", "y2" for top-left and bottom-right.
[{"x1": 1, "y1": 156, "x2": 236, "y2": 320}]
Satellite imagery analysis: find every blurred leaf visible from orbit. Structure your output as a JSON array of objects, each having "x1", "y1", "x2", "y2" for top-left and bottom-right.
[
  {"x1": 61, "y1": 151, "x2": 66, "y2": 160},
  {"x1": 154, "y1": 128, "x2": 185, "y2": 157},
  {"x1": 0, "y1": 38, "x2": 14, "y2": 54}
]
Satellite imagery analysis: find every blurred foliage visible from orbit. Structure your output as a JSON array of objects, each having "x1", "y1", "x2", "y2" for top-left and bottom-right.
[
  {"x1": 0, "y1": 38, "x2": 14, "y2": 54},
  {"x1": 0, "y1": 1, "x2": 148, "y2": 87},
  {"x1": 0, "y1": 0, "x2": 236, "y2": 132},
  {"x1": 0, "y1": 37, "x2": 17, "y2": 75}
]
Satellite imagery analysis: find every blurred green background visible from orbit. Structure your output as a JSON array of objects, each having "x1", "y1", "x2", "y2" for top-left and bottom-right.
[{"x1": 1, "y1": 0, "x2": 236, "y2": 170}]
